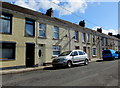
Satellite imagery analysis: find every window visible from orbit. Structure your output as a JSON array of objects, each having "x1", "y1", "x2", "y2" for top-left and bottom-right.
[
  {"x1": 86, "y1": 33, "x2": 90, "y2": 42},
  {"x1": 52, "y1": 45, "x2": 61, "y2": 56},
  {"x1": 92, "y1": 35, "x2": 95, "y2": 43},
  {"x1": 74, "y1": 31, "x2": 79, "y2": 41},
  {"x1": 70, "y1": 51, "x2": 78, "y2": 56},
  {"x1": 105, "y1": 38, "x2": 108, "y2": 46},
  {"x1": 54, "y1": 26, "x2": 59, "y2": 39},
  {"x1": 82, "y1": 33, "x2": 86, "y2": 42},
  {"x1": 78, "y1": 51, "x2": 85, "y2": 55},
  {"x1": 39, "y1": 24, "x2": 46, "y2": 38},
  {"x1": 75, "y1": 46, "x2": 80, "y2": 50},
  {"x1": 83, "y1": 47, "x2": 86, "y2": 53},
  {"x1": 25, "y1": 18, "x2": 35, "y2": 37},
  {"x1": 0, "y1": 12, "x2": 12, "y2": 34},
  {"x1": 0, "y1": 42, "x2": 16, "y2": 60},
  {"x1": 102, "y1": 37, "x2": 104, "y2": 46},
  {"x1": 92, "y1": 48, "x2": 96, "y2": 56}
]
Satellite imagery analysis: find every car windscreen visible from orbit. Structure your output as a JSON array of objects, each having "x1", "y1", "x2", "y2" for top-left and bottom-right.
[
  {"x1": 59, "y1": 51, "x2": 71, "y2": 56},
  {"x1": 102, "y1": 50, "x2": 111, "y2": 54}
]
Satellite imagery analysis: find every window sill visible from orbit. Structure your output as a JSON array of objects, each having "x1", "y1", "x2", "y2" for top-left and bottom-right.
[
  {"x1": 52, "y1": 55, "x2": 58, "y2": 58},
  {"x1": 0, "y1": 58, "x2": 15, "y2": 61},
  {"x1": 38, "y1": 37, "x2": 47, "y2": 39},
  {"x1": 82, "y1": 42, "x2": 86, "y2": 44},
  {"x1": 74, "y1": 40, "x2": 79, "y2": 43},
  {"x1": 87, "y1": 42, "x2": 90, "y2": 44},
  {"x1": 24, "y1": 35, "x2": 35, "y2": 38},
  {"x1": 92, "y1": 55, "x2": 97, "y2": 57},
  {"x1": 52, "y1": 38, "x2": 60, "y2": 40},
  {"x1": 0, "y1": 32, "x2": 12, "y2": 35}
]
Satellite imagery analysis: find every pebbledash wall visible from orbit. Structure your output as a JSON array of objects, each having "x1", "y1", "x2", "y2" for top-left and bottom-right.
[{"x1": 0, "y1": 1, "x2": 120, "y2": 70}]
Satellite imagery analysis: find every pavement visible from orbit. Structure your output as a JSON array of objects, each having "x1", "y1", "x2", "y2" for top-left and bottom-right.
[{"x1": 0, "y1": 58, "x2": 101, "y2": 75}]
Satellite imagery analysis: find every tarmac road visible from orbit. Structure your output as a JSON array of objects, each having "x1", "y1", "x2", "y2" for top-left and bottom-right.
[{"x1": 2, "y1": 60, "x2": 119, "y2": 86}]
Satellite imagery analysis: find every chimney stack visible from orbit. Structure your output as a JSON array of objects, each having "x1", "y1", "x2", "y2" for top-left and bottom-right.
[
  {"x1": 79, "y1": 20, "x2": 85, "y2": 27},
  {"x1": 108, "y1": 32, "x2": 113, "y2": 36},
  {"x1": 46, "y1": 8, "x2": 53, "y2": 17},
  {"x1": 97, "y1": 28, "x2": 102, "y2": 33}
]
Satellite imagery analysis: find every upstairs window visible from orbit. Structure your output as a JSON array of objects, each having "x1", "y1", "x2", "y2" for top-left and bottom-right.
[
  {"x1": 82, "y1": 33, "x2": 86, "y2": 42},
  {"x1": 54, "y1": 26, "x2": 59, "y2": 39},
  {"x1": 25, "y1": 18, "x2": 35, "y2": 37},
  {"x1": 74, "y1": 31, "x2": 79, "y2": 41},
  {"x1": 102, "y1": 37, "x2": 104, "y2": 46},
  {"x1": 0, "y1": 12, "x2": 12, "y2": 34},
  {"x1": 39, "y1": 24, "x2": 46, "y2": 38},
  {"x1": 86, "y1": 33, "x2": 90, "y2": 42},
  {"x1": 92, "y1": 35, "x2": 95, "y2": 43},
  {"x1": 105, "y1": 38, "x2": 108, "y2": 46}
]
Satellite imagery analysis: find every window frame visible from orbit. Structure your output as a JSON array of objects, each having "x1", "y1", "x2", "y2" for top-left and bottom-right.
[
  {"x1": 92, "y1": 48, "x2": 97, "y2": 56},
  {"x1": 52, "y1": 45, "x2": 61, "y2": 56},
  {"x1": 39, "y1": 23, "x2": 46, "y2": 38},
  {"x1": 86, "y1": 33, "x2": 90, "y2": 42},
  {"x1": 74, "y1": 31, "x2": 79, "y2": 41},
  {"x1": 101, "y1": 37, "x2": 104, "y2": 46},
  {"x1": 78, "y1": 51, "x2": 85, "y2": 55},
  {"x1": 0, "y1": 41, "x2": 16, "y2": 60},
  {"x1": 53, "y1": 26, "x2": 59, "y2": 39},
  {"x1": 82, "y1": 33, "x2": 86, "y2": 42},
  {"x1": 0, "y1": 12, "x2": 13, "y2": 34},
  {"x1": 25, "y1": 18, "x2": 35, "y2": 37},
  {"x1": 92, "y1": 35, "x2": 95, "y2": 43}
]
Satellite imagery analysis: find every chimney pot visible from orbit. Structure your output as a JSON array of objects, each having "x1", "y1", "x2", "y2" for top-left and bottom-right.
[
  {"x1": 97, "y1": 28, "x2": 102, "y2": 33},
  {"x1": 79, "y1": 20, "x2": 85, "y2": 27},
  {"x1": 108, "y1": 32, "x2": 113, "y2": 36},
  {"x1": 46, "y1": 8, "x2": 53, "y2": 17}
]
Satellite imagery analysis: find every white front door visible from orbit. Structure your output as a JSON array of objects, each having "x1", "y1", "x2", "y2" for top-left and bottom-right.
[{"x1": 38, "y1": 44, "x2": 44, "y2": 66}]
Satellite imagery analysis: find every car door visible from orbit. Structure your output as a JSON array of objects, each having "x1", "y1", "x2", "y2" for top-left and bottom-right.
[
  {"x1": 70, "y1": 51, "x2": 80, "y2": 63},
  {"x1": 78, "y1": 51, "x2": 86, "y2": 62}
]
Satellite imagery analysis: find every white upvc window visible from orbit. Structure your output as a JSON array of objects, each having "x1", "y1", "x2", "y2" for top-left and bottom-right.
[
  {"x1": 39, "y1": 24, "x2": 46, "y2": 38},
  {"x1": 82, "y1": 33, "x2": 86, "y2": 42},
  {"x1": 92, "y1": 35, "x2": 95, "y2": 43},
  {"x1": 92, "y1": 48, "x2": 96, "y2": 56},
  {"x1": 52, "y1": 45, "x2": 61, "y2": 56},
  {"x1": 54, "y1": 26, "x2": 59, "y2": 39},
  {"x1": 86, "y1": 33, "x2": 90, "y2": 42},
  {"x1": 74, "y1": 31, "x2": 79, "y2": 41}
]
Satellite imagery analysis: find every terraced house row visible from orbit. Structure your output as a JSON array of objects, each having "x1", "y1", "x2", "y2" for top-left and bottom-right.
[{"x1": 0, "y1": 1, "x2": 120, "y2": 70}]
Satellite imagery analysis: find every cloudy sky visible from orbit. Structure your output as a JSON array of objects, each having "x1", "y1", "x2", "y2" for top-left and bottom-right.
[{"x1": 2, "y1": 0, "x2": 119, "y2": 35}]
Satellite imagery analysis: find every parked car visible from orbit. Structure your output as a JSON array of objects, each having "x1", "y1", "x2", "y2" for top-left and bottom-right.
[
  {"x1": 52, "y1": 50, "x2": 89, "y2": 68},
  {"x1": 102, "y1": 49, "x2": 118, "y2": 60},
  {"x1": 115, "y1": 51, "x2": 120, "y2": 59}
]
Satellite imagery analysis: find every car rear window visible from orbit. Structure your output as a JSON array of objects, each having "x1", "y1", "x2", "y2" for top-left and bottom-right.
[{"x1": 103, "y1": 50, "x2": 111, "y2": 54}]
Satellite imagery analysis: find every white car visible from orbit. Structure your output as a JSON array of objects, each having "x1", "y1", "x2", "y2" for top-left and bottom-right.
[{"x1": 52, "y1": 50, "x2": 89, "y2": 68}]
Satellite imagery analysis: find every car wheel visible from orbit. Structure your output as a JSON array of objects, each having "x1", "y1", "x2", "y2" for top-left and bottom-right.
[
  {"x1": 84, "y1": 59, "x2": 88, "y2": 65},
  {"x1": 67, "y1": 61, "x2": 72, "y2": 68}
]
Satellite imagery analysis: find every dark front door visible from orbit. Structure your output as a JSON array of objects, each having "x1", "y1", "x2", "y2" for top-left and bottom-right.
[{"x1": 26, "y1": 43, "x2": 35, "y2": 67}]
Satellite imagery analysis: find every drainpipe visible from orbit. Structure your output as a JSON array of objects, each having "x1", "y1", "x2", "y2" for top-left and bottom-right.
[{"x1": 68, "y1": 28, "x2": 71, "y2": 51}]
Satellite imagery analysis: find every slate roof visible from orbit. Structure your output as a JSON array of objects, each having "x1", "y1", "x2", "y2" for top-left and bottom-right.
[{"x1": 1, "y1": 1, "x2": 119, "y2": 40}]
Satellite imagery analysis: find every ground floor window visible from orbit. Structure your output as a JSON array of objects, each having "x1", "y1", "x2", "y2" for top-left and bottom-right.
[
  {"x1": 92, "y1": 48, "x2": 96, "y2": 56},
  {"x1": 75, "y1": 46, "x2": 80, "y2": 50},
  {"x1": 0, "y1": 42, "x2": 16, "y2": 60},
  {"x1": 83, "y1": 47, "x2": 86, "y2": 53},
  {"x1": 52, "y1": 45, "x2": 61, "y2": 56}
]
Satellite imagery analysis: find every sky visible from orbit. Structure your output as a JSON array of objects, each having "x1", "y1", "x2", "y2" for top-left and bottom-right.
[{"x1": 2, "y1": 0, "x2": 119, "y2": 35}]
